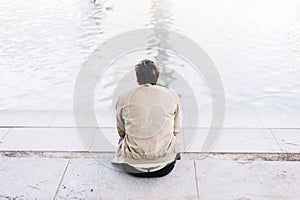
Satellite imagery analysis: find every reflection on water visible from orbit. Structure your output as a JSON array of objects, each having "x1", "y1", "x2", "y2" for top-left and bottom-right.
[
  {"x1": 148, "y1": 0, "x2": 176, "y2": 88},
  {"x1": 0, "y1": 0, "x2": 299, "y2": 113}
]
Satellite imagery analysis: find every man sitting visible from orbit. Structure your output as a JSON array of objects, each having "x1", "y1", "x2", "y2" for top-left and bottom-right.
[{"x1": 112, "y1": 59, "x2": 182, "y2": 178}]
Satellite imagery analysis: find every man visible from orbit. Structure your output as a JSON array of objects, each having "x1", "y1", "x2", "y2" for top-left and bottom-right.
[{"x1": 112, "y1": 59, "x2": 182, "y2": 178}]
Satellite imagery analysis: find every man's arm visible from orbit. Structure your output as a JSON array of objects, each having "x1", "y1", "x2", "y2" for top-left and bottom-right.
[
  {"x1": 115, "y1": 100, "x2": 125, "y2": 138},
  {"x1": 173, "y1": 103, "x2": 182, "y2": 136}
]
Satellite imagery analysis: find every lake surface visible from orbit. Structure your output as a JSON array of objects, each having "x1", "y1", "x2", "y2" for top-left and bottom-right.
[{"x1": 0, "y1": 0, "x2": 299, "y2": 116}]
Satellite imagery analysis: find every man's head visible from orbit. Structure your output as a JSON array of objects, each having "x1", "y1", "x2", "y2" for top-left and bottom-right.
[{"x1": 135, "y1": 59, "x2": 160, "y2": 85}]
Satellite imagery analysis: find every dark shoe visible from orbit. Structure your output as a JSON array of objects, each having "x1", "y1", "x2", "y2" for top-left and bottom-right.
[{"x1": 175, "y1": 153, "x2": 181, "y2": 160}]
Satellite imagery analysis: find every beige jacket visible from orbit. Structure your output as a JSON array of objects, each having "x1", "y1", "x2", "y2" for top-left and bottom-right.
[{"x1": 112, "y1": 83, "x2": 181, "y2": 164}]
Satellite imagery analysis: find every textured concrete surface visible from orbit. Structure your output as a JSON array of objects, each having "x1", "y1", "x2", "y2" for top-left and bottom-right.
[
  {"x1": 271, "y1": 129, "x2": 300, "y2": 153},
  {"x1": 0, "y1": 129, "x2": 10, "y2": 143},
  {"x1": 55, "y1": 159, "x2": 198, "y2": 200},
  {"x1": 196, "y1": 158, "x2": 300, "y2": 200},
  {"x1": 0, "y1": 111, "x2": 299, "y2": 199},
  {"x1": 212, "y1": 129, "x2": 281, "y2": 153},
  {"x1": 1, "y1": 127, "x2": 297, "y2": 153},
  {"x1": 0, "y1": 128, "x2": 88, "y2": 151},
  {"x1": 0, "y1": 154, "x2": 299, "y2": 200},
  {"x1": 0, "y1": 111, "x2": 56, "y2": 127},
  {"x1": 1, "y1": 111, "x2": 300, "y2": 128},
  {"x1": 183, "y1": 128, "x2": 282, "y2": 153},
  {"x1": 0, "y1": 157, "x2": 68, "y2": 199}
]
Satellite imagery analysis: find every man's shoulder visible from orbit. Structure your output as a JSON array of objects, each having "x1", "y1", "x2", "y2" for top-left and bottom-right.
[
  {"x1": 115, "y1": 87, "x2": 137, "y2": 104},
  {"x1": 156, "y1": 85, "x2": 180, "y2": 101},
  {"x1": 116, "y1": 85, "x2": 180, "y2": 104}
]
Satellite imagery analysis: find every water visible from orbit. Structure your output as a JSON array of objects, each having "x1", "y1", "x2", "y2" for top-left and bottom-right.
[{"x1": 0, "y1": 0, "x2": 300, "y2": 114}]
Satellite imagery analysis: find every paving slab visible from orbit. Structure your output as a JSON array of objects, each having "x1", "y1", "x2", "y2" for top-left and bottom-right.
[
  {"x1": 0, "y1": 128, "x2": 95, "y2": 151},
  {"x1": 0, "y1": 156, "x2": 69, "y2": 200},
  {"x1": 0, "y1": 110, "x2": 299, "y2": 129},
  {"x1": 0, "y1": 128, "x2": 10, "y2": 143},
  {"x1": 271, "y1": 129, "x2": 300, "y2": 153},
  {"x1": 55, "y1": 159, "x2": 198, "y2": 200},
  {"x1": 49, "y1": 111, "x2": 76, "y2": 127},
  {"x1": 195, "y1": 158, "x2": 300, "y2": 200},
  {"x1": 213, "y1": 128, "x2": 281, "y2": 153},
  {"x1": 254, "y1": 110, "x2": 300, "y2": 128},
  {"x1": 89, "y1": 128, "x2": 120, "y2": 152},
  {"x1": 95, "y1": 109, "x2": 117, "y2": 127},
  {"x1": 0, "y1": 111, "x2": 56, "y2": 127},
  {"x1": 181, "y1": 128, "x2": 207, "y2": 152},
  {"x1": 183, "y1": 128, "x2": 281, "y2": 153},
  {"x1": 51, "y1": 110, "x2": 116, "y2": 128},
  {"x1": 0, "y1": 127, "x2": 296, "y2": 153},
  {"x1": 0, "y1": 153, "x2": 299, "y2": 200}
]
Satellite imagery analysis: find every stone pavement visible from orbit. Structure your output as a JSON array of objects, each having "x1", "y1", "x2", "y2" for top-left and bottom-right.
[
  {"x1": 1, "y1": 127, "x2": 300, "y2": 153},
  {"x1": 0, "y1": 152, "x2": 300, "y2": 200},
  {"x1": 1, "y1": 110, "x2": 300, "y2": 153},
  {"x1": 0, "y1": 111, "x2": 300, "y2": 199}
]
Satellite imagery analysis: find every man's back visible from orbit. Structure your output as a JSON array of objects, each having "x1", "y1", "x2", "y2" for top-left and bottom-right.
[{"x1": 114, "y1": 83, "x2": 181, "y2": 164}]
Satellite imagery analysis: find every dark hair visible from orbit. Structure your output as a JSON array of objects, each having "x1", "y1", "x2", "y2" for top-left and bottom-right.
[{"x1": 135, "y1": 59, "x2": 160, "y2": 85}]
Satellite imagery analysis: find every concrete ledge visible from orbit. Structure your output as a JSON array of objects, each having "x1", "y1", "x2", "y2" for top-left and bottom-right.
[
  {"x1": 1, "y1": 127, "x2": 300, "y2": 153},
  {"x1": 1, "y1": 110, "x2": 300, "y2": 128},
  {"x1": 1, "y1": 151, "x2": 300, "y2": 161}
]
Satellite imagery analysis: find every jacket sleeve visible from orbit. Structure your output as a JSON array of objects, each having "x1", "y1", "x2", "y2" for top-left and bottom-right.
[
  {"x1": 173, "y1": 102, "x2": 182, "y2": 136},
  {"x1": 115, "y1": 98, "x2": 125, "y2": 137}
]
